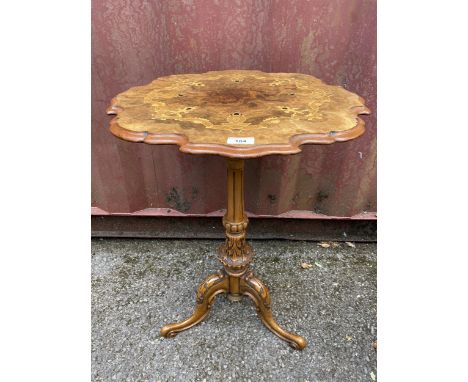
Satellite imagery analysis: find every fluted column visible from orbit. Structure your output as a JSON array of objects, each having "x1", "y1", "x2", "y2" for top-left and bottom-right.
[{"x1": 218, "y1": 158, "x2": 253, "y2": 300}]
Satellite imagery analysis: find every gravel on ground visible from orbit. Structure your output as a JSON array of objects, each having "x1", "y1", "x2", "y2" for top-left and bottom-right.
[{"x1": 92, "y1": 238, "x2": 377, "y2": 382}]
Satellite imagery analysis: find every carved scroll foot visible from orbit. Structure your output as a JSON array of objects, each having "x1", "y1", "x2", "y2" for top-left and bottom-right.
[
  {"x1": 240, "y1": 271, "x2": 307, "y2": 350},
  {"x1": 160, "y1": 271, "x2": 229, "y2": 338}
]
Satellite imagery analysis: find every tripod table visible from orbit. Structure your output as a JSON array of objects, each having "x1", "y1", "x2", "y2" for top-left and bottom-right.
[{"x1": 107, "y1": 70, "x2": 369, "y2": 350}]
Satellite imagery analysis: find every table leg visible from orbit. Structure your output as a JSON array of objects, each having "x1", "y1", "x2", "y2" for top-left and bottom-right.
[
  {"x1": 160, "y1": 158, "x2": 307, "y2": 350},
  {"x1": 160, "y1": 270, "x2": 228, "y2": 337},
  {"x1": 240, "y1": 270, "x2": 307, "y2": 350}
]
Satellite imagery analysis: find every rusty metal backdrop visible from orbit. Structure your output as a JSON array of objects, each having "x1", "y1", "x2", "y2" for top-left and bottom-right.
[{"x1": 92, "y1": 0, "x2": 376, "y2": 219}]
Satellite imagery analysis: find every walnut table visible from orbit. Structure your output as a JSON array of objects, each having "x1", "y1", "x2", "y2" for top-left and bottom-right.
[{"x1": 107, "y1": 70, "x2": 369, "y2": 350}]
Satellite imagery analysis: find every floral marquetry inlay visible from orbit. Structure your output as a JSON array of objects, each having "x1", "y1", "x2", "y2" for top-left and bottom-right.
[{"x1": 108, "y1": 70, "x2": 370, "y2": 158}]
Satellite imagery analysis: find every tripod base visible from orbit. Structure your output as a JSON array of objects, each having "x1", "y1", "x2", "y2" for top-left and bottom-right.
[
  {"x1": 161, "y1": 158, "x2": 307, "y2": 350},
  {"x1": 160, "y1": 269, "x2": 307, "y2": 350}
]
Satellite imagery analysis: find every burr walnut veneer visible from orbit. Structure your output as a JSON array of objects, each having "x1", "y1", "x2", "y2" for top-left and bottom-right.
[{"x1": 107, "y1": 70, "x2": 369, "y2": 350}]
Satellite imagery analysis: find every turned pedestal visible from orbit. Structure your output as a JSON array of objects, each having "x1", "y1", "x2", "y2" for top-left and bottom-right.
[{"x1": 160, "y1": 158, "x2": 307, "y2": 349}]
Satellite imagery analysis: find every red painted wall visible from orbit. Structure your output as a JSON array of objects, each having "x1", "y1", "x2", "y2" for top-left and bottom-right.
[{"x1": 92, "y1": 0, "x2": 376, "y2": 218}]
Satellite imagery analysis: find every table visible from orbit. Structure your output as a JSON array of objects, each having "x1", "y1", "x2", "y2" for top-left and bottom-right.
[{"x1": 107, "y1": 70, "x2": 369, "y2": 350}]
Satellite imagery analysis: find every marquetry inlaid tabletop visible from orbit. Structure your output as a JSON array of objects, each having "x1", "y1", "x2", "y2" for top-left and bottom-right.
[{"x1": 107, "y1": 70, "x2": 369, "y2": 158}]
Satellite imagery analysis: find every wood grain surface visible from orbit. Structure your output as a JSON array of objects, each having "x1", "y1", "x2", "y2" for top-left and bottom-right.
[{"x1": 107, "y1": 70, "x2": 369, "y2": 158}]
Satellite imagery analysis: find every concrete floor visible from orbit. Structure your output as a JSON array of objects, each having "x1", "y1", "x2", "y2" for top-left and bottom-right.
[{"x1": 92, "y1": 238, "x2": 377, "y2": 382}]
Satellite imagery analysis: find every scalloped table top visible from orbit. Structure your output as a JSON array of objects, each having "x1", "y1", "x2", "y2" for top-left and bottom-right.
[{"x1": 107, "y1": 70, "x2": 370, "y2": 158}]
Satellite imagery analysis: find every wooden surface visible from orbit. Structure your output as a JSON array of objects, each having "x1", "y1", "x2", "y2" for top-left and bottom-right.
[{"x1": 107, "y1": 70, "x2": 369, "y2": 158}]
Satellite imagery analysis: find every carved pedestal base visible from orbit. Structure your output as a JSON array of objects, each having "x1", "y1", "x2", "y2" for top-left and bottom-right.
[
  {"x1": 160, "y1": 268, "x2": 307, "y2": 350},
  {"x1": 160, "y1": 158, "x2": 307, "y2": 350}
]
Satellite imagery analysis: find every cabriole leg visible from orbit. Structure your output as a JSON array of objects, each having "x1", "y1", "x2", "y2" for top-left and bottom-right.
[
  {"x1": 241, "y1": 271, "x2": 307, "y2": 350},
  {"x1": 160, "y1": 271, "x2": 228, "y2": 337}
]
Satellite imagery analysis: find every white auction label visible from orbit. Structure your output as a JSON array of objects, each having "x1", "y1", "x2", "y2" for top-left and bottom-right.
[{"x1": 227, "y1": 137, "x2": 255, "y2": 145}]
